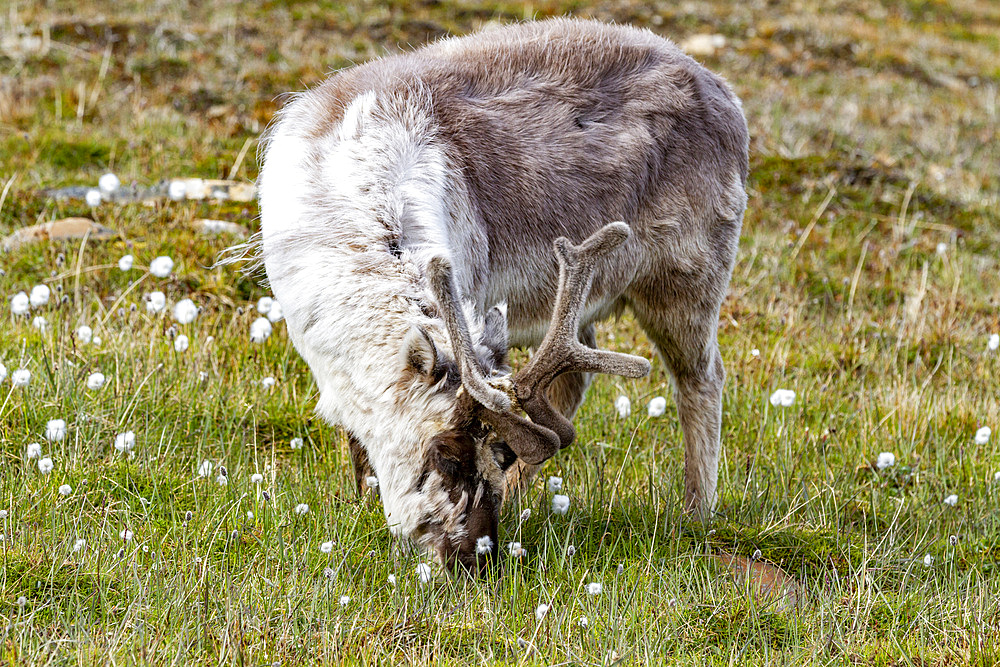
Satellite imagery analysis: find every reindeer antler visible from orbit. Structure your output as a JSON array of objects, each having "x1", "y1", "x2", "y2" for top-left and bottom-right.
[
  {"x1": 506, "y1": 223, "x2": 651, "y2": 457},
  {"x1": 430, "y1": 223, "x2": 651, "y2": 465},
  {"x1": 427, "y1": 256, "x2": 512, "y2": 414}
]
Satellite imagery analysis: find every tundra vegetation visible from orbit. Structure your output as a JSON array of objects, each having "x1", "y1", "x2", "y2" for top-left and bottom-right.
[{"x1": 1, "y1": 1, "x2": 999, "y2": 664}]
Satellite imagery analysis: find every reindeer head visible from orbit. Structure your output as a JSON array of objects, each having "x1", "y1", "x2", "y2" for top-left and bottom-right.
[{"x1": 384, "y1": 222, "x2": 650, "y2": 575}]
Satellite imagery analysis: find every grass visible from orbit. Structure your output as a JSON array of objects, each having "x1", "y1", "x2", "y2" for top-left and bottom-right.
[{"x1": 2, "y1": 0, "x2": 1000, "y2": 664}]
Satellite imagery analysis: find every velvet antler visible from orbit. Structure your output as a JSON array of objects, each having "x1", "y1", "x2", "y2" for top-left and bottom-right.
[{"x1": 430, "y1": 223, "x2": 651, "y2": 465}]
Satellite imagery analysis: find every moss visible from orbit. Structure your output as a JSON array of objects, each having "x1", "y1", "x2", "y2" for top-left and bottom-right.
[
  {"x1": 686, "y1": 522, "x2": 862, "y2": 578},
  {"x1": 40, "y1": 137, "x2": 112, "y2": 171},
  {"x1": 676, "y1": 600, "x2": 797, "y2": 653},
  {"x1": 1, "y1": 552, "x2": 123, "y2": 619}
]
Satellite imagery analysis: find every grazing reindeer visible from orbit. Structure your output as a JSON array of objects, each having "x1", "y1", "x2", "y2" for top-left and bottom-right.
[{"x1": 256, "y1": 19, "x2": 748, "y2": 573}]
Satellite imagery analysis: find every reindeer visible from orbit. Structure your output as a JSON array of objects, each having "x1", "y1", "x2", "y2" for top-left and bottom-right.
[{"x1": 256, "y1": 18, "x2": 748, "y2": 573}]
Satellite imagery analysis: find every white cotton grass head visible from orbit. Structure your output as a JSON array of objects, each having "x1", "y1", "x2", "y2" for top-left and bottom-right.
[
  {"x1": 256, "y1": 296, "x2": 273, "y2": 314},
  {"x1": 216, "y1": 474, "x2": 228, "y2": 486},
  {"x1": 114, "y1": 431, "x2": 136, "y2": 453},
  {"x1": 29, "y1": 284, "x2": 50, "y2": 307},
  {"x1": 615, "y1": 395, "x2": 631, "y2": 418},
  {"x1": 586, "y1": 582, "x2": 602, "y2": 595},
  {"x1": 86, "y1": 372, "x2": 106, "y2": 390},
  {"x1": 416, "y1": 563, "x2": 433, "y2": 584},
  {"x1": 769, "y1": 389, "x2": 795, "y2": 407},
  {"x1": 118, "y1": 254, "x2": 134, "y2": 271},
  {"x1": 172, "y1": 298, "x2": 198, "y2": 324},
  {"x1": 76, "y1": 325, "x2": 93, "y2": 344},
  {"x1": 26, "y1": 442, "x2": 42, "y2": 459},
  {"x1": 6, "y1": 284, "x2": 31, "y2": 314},
  {"x1": 876, "y1": 452, "x2": 895, "y2": 470},
  {"x1": 145, "y1": 291, "x2": 166, "y2": 313},
  {"x1": 365, "y1": 476, "x2": 379, "y2": 489},
  {"x1": 551, "y1": 494, "x2": 570, "y2": 515},
  {"x1": 251, "y1": 473, "x2": 264, "y2": 484},
  {"x1": 519, "y1": 508, "x2": 531, "y2": 523},
  {"x1": 578, "y1": 616, "x2": 589, "y2": 628},
  {"x1": 535, "y1": 603, "x2": 550, "y2": 621},
  {"x1": 198, "y1": 460, "x2": 213, "y2": 477},
  {"x1": 475, "y1": 535, "x2": 494, "y2": 555},
  {"x1": 943, "y1": 494, "x2": 958, "y2": 506},
  {"x1": 250, "y1": 317, "x2": 272, "y2": 343},
  {"x1": 260, "y1": 377, "x2": 276, "y2": 389},
  {"x1": 120, "y1": 528, "x2": 133, "y2": 541},
  {"x1": 266, "y1": 300, "x2": 284, "y2": 323},
  {"x1": 988, "y1": 333, "x2": 999, "y2": 351},
  {"x1": 290, "y1": 437, "x2": 304, "y2": 450},
  {"x1": 509, "y1": 541, "x2": 526, "y2": 558},
  {"x1": 38, "y1": 457, "x2": 54, "y2": 474},
  {"x1": 923, "y1": 554, "x2": 932, "y2": 566},
  {"x1": 647, "y1": 396, "x2": 667, "y2": 417},
  {"x1": 45, "y1": 419, "x2": 67, "y2": 442},
  {"x1": 73, "y1": 538, "x2": 85, "y2": 552},
  {"x1": 339, "y1": 595, "x2": 350, "y2": 606},
  {"x1": 32, "y1": 315, "x2": 47, "y2": 331},
  {"x1": 294, "y1": 503, "x2": 309, "y2": 515},
  {"x1": 387, "y1": 574, "x2": 397, "y2": 586},
  {"x1": 320, "y1": 541, "x2": 334, "y2": 554},
  {"x1": 974, "y1": 427, "x2": 991, "y2": 445},
  {"x1": 12, "y1": 368, "x2": 31, "y2": 387},
  {"x1": 58, "y1": 484, "x2": 72, "y2": 496},
  {"x1": 98, "y1": 172, "x2": 120, "y2": 193},
  {"x1": 10, "y1": 291, "x2": 30, "y2": 315},
  {"x1": 547, "y1": 476, "x2": 563, "y2": 493},
  {"x1": 173, "y1": 335, "x2": 190, "y2": 352},
  {"x1": 149, "y1": 256, "x2": 174, "y2": 278},
  {"x1": 0, "y1": 362, "x2": 6, "y2": 383}
]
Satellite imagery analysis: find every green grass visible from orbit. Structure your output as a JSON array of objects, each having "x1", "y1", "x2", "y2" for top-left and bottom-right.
[{"x1": 2, "y1": 0, "x2": 1000, "y2": 664}]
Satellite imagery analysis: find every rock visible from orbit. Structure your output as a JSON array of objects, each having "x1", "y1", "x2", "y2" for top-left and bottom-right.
[
  {"x1": 2, "y1": 218, "x2": 116, "y2": 251},
  {"x1": 708, "y1": 552, "x2": 802, "y2": 611},
  {"x1": 43, "y1": 179, "x2": 257, "y2": 204},
  {"x1": 679, "y1": 33, "x2": 726, "y2": 57},
  {"x1": 169, "y1": 178, "x2": 256, "y2": 202},
  {"x1": 191, "y1": 218, "x2": 249, "y2": 237}
]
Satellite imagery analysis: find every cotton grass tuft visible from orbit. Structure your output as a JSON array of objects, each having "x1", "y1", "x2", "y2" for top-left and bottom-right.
[
  {"x1": 615, "y1": 395, "x2": 631, "y2": 418},
  {"x1": 149, "y1": 256, "x2": 174, "y2": 278},
  {"x1": 12, "y1": 369, "x2": 30, "y2": 386},
  {"x1": 876, "y1": 452, "x2": 895, "y2": 470},
  {"x1": 769, "y1": 389, "x2": 795, "y2": 407}
]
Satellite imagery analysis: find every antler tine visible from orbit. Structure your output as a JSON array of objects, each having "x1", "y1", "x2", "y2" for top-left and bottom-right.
[
  {"x1": 516, "y1": 223, "x2": 651, "y2": 400},
  {"x1": 427, "y1": 257, "x2": 512, "y2": 413},
  {"x1": 511, "y1": 223, "x2": 652, "y2": 449}
]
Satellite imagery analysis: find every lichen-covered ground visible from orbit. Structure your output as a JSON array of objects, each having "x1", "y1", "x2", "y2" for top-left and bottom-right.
[{"x1": 1, "y1": 1, "x2": 999, "y2": 664}]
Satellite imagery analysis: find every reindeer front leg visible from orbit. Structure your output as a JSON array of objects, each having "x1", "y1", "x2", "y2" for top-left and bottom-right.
[{"x1": 347, "y1": 434, "x2": 377, "y2": 496}]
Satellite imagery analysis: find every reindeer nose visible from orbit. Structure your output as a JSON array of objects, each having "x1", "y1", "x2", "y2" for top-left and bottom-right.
[
  {"x1": 466, "y1": 542, "x2": 499, "y2": 577},
  {"x1": 447, "y1": 533, "x2": 500, "y2": 577}
]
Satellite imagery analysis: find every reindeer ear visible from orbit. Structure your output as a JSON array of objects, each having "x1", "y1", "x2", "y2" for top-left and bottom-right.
[{"x1": 402, "y1": 327, "x2": 439, "y2": 377}]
